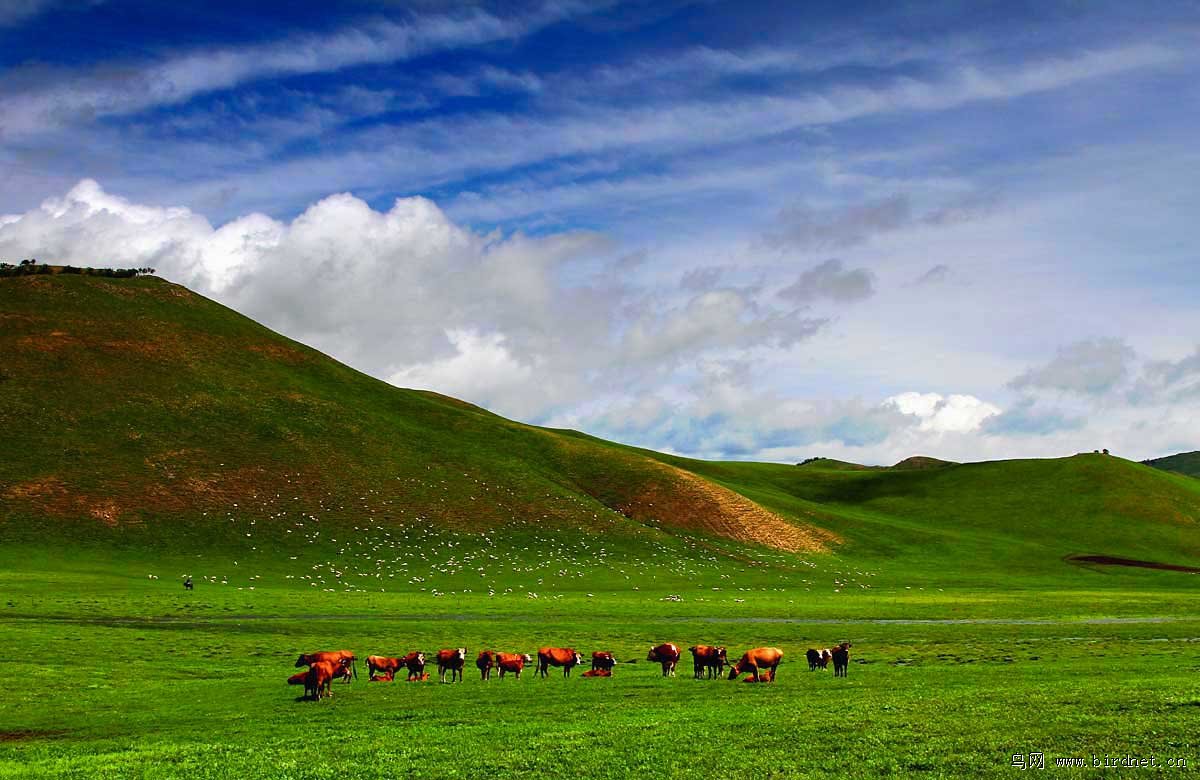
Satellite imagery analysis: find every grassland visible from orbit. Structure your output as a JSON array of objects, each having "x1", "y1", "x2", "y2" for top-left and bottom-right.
[{"x1": 2, "y1": 273, "x2": 1199, "y2": 777}]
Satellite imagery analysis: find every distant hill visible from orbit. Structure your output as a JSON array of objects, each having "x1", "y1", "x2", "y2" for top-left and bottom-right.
[
  {"x1": 1143, "y1": 451, "x2": 1200, "y2": 479},
  {"x1": 3, "y1": 272, "x2": 1200, "y2": 586}
]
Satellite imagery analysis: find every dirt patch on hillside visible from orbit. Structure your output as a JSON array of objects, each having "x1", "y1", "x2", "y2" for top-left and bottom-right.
[
  {"x1": 623, "y1": 463, "x2": 841, "y2": 553},
  {"x1": 248, "y1": 343, "x2": 310, "y2": 364},
  {"x1": 1066, "y1": 554, "x2": 1200, "y2": 573}
]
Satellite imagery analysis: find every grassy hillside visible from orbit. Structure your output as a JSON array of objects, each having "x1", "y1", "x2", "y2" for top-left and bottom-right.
[
  {"x1": 3, "y1": 272, "x2": 1200, "y2": 592},
  {"x1": 3, "y1": 273, "x2": 1199, "y2": 779},
  {"x1": 1144, "y1": 450, "x2": 1200, "y2": 479}
]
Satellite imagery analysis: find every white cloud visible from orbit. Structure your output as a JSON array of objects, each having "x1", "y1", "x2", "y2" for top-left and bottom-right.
[{"x1": 885, "y1": 392, "x2": 1001, "y2": 433}]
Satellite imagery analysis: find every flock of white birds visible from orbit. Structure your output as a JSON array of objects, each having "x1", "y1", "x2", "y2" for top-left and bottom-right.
[{"x1": 164, "y1": 469, "x2": 879, "y2": 599}]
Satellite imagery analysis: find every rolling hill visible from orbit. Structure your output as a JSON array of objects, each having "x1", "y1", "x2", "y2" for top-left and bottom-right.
[
  {"x1": 1143, "y1": 450, "x2": 1200, "y2": 479},
  {"x1": 3, "y1": 272, "x2": 1200, "y2": 590}
]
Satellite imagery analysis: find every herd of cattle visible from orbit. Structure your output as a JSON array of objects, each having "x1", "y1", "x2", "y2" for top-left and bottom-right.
[{"x1": 289, "y1": 642, "x2": 853, "y2": 700}]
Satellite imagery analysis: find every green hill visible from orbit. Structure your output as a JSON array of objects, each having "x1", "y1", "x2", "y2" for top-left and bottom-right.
[
  {"x1": 3, "y1": 272, "x2": 1200, "y2": 591},
  {"x1": 1143, "y1": 450, "x2": 1200, "y2": 479}
]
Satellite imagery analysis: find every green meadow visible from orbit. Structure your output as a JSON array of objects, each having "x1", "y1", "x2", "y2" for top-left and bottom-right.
[{"x1": 2, "y1": 273, "x2": 1199, "y2": 777}]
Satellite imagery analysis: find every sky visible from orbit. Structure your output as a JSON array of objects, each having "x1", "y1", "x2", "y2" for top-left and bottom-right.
[{"x1": 1, "y1": 0, "x2": 1198, "y2": 465}]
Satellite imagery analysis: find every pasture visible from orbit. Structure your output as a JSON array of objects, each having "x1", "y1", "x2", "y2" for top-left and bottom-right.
[{"x1": 1, "y1": 551, "x2": 1198, "y2": 779}]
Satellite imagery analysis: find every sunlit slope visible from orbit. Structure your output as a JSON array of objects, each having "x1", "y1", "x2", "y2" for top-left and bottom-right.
[
  {"x1": 0, "y1": 273, "x2": 829, "y2": 565},
  {"x1": 629, "y1": 445, "x2": 1200, "y2": 579}
]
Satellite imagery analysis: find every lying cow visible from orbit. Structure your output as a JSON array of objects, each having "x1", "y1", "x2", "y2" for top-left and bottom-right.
[
  {"x1": 476, "y1": 650, "x2": 497, "y2": 680},
  {"x1": 591, "y1": 651, "x2": 616, "y2": 673},
  {"x1": 647, "y1": 643, "x2": 681, "y2": 677},
  {"x1": 727, "y1": 647, "x2": 783, "y2": 683},
  {"x1": 295, "y1": 650, "x2": 357, "y2": 683},
  {"x1": 832, "y1": 642, "x2": 852, "y2": 677},
  {"x1": 496, "y1": 652, "x2": 532, "y2": 679},
  {"x1": 437, "y1": 648, "x2": 467, "y2": 683},
  {"x1": 688, "y1": 645, "x2": 727, "y2": 679},
  {"x1": 537, "y1": 647, "x2": 584, "y2": 678},
  {"x1": 581, "y1": 668, "x2": 611, "y2": 678},
  {"x1": 407, "y1": 672, "x2": 431, "y2": 682}
]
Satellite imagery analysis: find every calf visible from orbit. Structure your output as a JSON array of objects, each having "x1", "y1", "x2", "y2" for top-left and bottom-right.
[
  {"x1": 476, "y1": 650, "x2": 497, "y2": 680},
  {"x1": 647, "y1": 643, "x2": 681, "y2": 677},
  {"x1": 402, "y1": 651, "x2": 426, "y2": 681},
  {"x1": 832, "y1": 642, "x2": 852, "y2": 678},
  {"x1": 304, "y1": 660, "x2": 344, "y2": 700},
  {"x1": 727, "y1": 647, "x2": 783, "y2": 683},
  {"x1": 496, "y1": 652, "x2": 532, "y2": 679},
  {"x1": 591, "y1": 651, "x2": 616, "y2": 673},
  {"x1": 688, "y1": 645, "x2": 727, "y2": 679},
  {"x1": 437, "y1": 648, "x2": 467, "y2": 683},
  {"x1": 537, "y1": 647, "x2": 584, "y2": 678},
  {"x1": 581, "y1": 668, "x2": 611, "y2": 678}
]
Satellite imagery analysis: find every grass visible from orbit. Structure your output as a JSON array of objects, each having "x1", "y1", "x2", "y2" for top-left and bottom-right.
[{"x1": 2, "y1": 273, "x2": 1200, "y2": 777}]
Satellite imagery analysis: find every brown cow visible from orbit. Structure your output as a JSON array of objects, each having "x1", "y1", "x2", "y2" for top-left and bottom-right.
[
  {"x1": 820, "y1": 648, "x2": 832, "y2": 669},
  {"x1": 537, "y1": 647, "x2": 584, "y2": 678},
  {"x1": 295, "y1": 650, "x2": 357, "y2": 683},
  {"x1": 581, "y1": 668, "x2": 611, "y2": 678},
  {"x1": 688, "y1": 645, "x2": 727, "y2": 679},
  {"x1": 591, "y1": 651, "x2": 616, "y2": 673},
  {"x1": 727, "y1": 647, "x2": 783, "y2": 683},
  {"x1": 496, "y1": 652, "x2": 532, "y2": 679},
  {"x1": 401, "y1": 651, "x2": 426, "y2": 681},
  {"x1": 476, "y1": 650, "x2": 497, "y2": 680},
  {"x1": 366, "y1": 655, "x2": 403, "y2": 681},
  {"x1": 647, "y1": 643, "x2": 681, "y2": 676},
  {"x1": 437, "y1": 648, "x2": 467, "y2": 683},
  {"x1": 832, "y1": 642, "x2": 852, "y2": 677},
  {"x1": 286, "y1": 671, "x2": 308, "y2": 686},
  {"x1": 303, "y1": 660, "x2": 346, "y2": 700},
  {"x1": 407, "y1": 672, "x2": 431, "y2": 682}
]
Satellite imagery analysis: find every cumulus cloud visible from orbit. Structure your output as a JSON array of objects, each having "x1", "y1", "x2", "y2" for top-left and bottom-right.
[
  {"x1": 778, "y1": 258, "x2": 875, "y2": 304},
  {"x1": 885, "y1": 392, "x2": 1000, "y2": 433},
  {"x1": 1010, "y1": 338, "x2": 1135, "y2": 396},
  {"x1": 0, "y1": 179, "x2": 825, "y2": 424}
]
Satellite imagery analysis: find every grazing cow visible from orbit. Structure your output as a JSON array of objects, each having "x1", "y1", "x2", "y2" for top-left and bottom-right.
[
  {"x1": 647, "y1": 643, "x2": 681, "y2": 677},
  {"x1": 727, "y1": 647, "x2": 784, "y2": 683},
  {"x1": 591, "y1": 651, "x2": 616, "y2": 673},
  {"x1": 832, "y1": 642, "x2": 852, "y2": 677},
  {"x1": 476, "y1": 650, "x2": 497, "y2": 680},
  {"x1": 296, "y1": 650, "x2": 357, "y2": 682},
  {"x1": 581, "y1": 668, "x2": 611, "y2": 678},
  {"x1": 688, "y1": 645, "x2": 727, "y2": 679},
  {"x1": 496, "y1": 652, "x2": 532, "y2": 679},
  {"x1": 366, "y1": 655, "x2": 403, "y2": 681},
  {"x1": 806, "y1": 649, "x2": 822, "y2": 671},
  {"x1": 537, "y1": 647, "x2": 584, "y2": 678},
  {"x1": 401, "y1": 651, "x2": 426, "y2": 681},
  {"x1": 437, "y1": 648, "x2": 467, "y2": 683}
]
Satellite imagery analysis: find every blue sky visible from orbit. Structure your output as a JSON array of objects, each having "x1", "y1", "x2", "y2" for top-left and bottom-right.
[{"x1": 2, "y1": 1, "x2": 1199, "y2": 464}]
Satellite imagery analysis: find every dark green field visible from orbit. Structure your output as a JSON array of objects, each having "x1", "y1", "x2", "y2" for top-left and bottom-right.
[{"x1": 2, "y1": 273, "x2": 1198, "y2": 777}]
